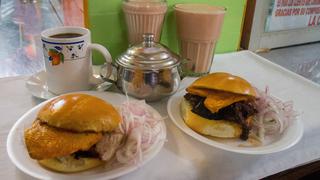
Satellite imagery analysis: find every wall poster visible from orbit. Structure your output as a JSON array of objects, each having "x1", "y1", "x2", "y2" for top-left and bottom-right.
[{"x1": 266, "y1": 0, "x2": 320, "y2": 32}]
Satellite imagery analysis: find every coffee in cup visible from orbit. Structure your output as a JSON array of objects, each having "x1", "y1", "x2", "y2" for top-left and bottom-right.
[{"x1": 49, "y1": 33, "x2": 83, "y2": 39}]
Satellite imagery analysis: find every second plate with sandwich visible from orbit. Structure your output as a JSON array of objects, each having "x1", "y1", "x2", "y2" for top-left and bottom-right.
[{"x1": 167, "y1": 73, "x2": 303, "y2": 154}]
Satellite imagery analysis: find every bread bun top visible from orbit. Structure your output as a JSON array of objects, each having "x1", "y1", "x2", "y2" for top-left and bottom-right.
[
  {"x1": 38, "y1": 94, "x2": 121, "y2": 132},
  {"x1": 187, "y1": 72, "x2": 256, "y2": 97}
]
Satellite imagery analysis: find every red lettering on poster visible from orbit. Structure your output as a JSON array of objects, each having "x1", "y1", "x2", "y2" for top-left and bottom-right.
[{"x1": 271, "y1": 0, "x2": 320, "y2": 30}]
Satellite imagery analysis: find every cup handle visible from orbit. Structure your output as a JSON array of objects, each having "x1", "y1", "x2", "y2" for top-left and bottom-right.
[{"x1": 87, "y1": 43, "x2": 113, "y2": 80}]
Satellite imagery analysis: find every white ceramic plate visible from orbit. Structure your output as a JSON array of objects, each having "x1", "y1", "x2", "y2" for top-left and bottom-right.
[
  {"x1": 7, "y1": 91, "x2": 166, "y2": 180},
  {"x1": 26, "y1": 71, "x2": 112, "y2": 100},
  {"x1": 167, "y1": 85, "x2": 303, "y2": 155}
]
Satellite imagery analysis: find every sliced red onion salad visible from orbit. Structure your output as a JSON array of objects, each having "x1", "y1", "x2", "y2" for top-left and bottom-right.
[
  {"x1": 116, "y1": 100, "x2": 165, "y2": 164},
  {"x1": 253, "y1": 87, "x2": 298, "y2": 142}
]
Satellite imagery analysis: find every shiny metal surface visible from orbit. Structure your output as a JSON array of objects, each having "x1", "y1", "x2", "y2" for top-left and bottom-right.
[
  {"x1": 142, "y1": 33, "x2": 154, "y2": 47},
  {"x1": 116, "y1": 66, "x2": 181, "y2": 101},
  {"x1": 117, "y1": 33, "x2": 180, "y2": 70},
  {"x1": 114, "y1": 33, "x2": 181, "y2": 101}
]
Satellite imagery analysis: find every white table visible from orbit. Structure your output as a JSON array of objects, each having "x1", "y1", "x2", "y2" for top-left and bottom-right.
[{"x1": 1, "y1": 51, "x2": 320, "y2": 180}]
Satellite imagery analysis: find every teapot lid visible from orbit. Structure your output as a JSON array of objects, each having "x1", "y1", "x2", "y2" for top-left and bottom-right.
[{"x1": 117, "y1": 33, "x2": 180, "y2": 70}]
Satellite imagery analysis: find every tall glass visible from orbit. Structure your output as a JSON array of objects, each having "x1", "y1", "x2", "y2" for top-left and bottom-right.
[
  {"x1": 122, "y1": 0, "x2": 167, "y2": 45},
  {"x1": 174, "y1": 4, "x2": 226, "y2": 76}
]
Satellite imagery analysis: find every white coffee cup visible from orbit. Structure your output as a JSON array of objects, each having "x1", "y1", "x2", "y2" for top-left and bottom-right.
[{"x1": 41, "y1": 26, "x2": 112, "y2": 94}]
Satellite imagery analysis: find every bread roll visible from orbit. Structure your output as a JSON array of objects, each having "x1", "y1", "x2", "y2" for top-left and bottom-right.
[
  {"x1": 37, "y1": 93, "x2": 121, "y2": 132},
  {"x1": 187, "y1": 72, "x2": 256, "y2": 97}
]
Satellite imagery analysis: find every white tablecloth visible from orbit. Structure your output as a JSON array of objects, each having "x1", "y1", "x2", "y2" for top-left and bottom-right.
[{"x1": 1, "y1": 51, "x2": 320, "y2": 180}]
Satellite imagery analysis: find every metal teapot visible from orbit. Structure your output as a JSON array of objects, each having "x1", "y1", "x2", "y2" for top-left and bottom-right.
[{"x1": 101, "y1": 33, "x2": 181, "y2": 101}]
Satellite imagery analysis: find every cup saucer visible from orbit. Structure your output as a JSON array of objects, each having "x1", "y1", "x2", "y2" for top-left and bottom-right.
[
  {"x1": 26, "y1": 71, "x2": 55, "y2": 100},
  {"x1": 26, "y1": 70, "x2": 113, "y2": 100}
]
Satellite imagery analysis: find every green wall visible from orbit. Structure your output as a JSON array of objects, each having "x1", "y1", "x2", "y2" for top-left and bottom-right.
[{"x1": 88, "y1": 0, "x2": 247, "y2": 64}]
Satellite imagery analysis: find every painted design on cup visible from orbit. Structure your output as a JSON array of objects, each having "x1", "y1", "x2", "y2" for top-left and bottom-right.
[
  {"x1": 48, "y1": 46, "x2": 64, "y2": 66},
  {"x1": 42, "y1": 38, "x2": 86, "y2": 62},
  {"x1": 78, "y1": 44, "x2": 84, "y2": 50},
  {"x1": 66, "y1": 45, "x2": 73, "y2": 51},
  {"x1": 71, "y1": 53, "x2": 79, "y2": 59}
]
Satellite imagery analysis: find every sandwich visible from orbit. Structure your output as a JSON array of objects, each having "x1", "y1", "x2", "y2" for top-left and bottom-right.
[
  {"x1": 180, "y1": 72, "x2": 257, "y2": 140},
  {"x1": 24, "y1": 93, "x2": 122, "y2": 172}
]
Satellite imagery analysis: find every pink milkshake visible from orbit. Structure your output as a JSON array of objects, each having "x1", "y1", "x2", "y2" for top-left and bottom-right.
[
  {"x1": 122, "y1": 0, "x2": 167, "y2": 45},
  {"x1": 174, "y1": 4, "x2": 226, "y2": 76}
]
